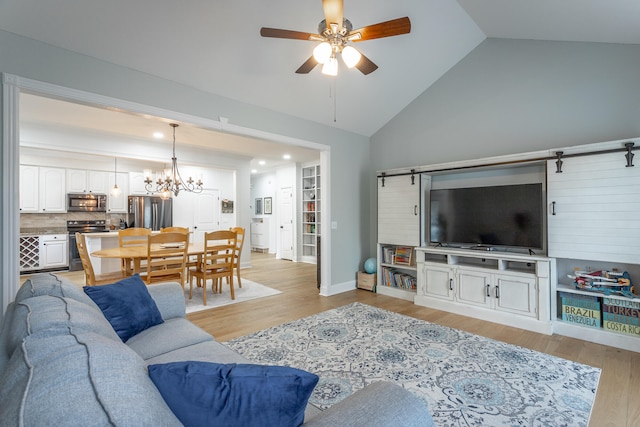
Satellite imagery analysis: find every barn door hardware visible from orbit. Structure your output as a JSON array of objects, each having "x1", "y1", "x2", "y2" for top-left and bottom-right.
[
  {"x1": 625, "y1": 142, "x2": 634, "y2": 167},
  {"x1": 555, "y1": 151, "x2": 564, "y2": 173}
]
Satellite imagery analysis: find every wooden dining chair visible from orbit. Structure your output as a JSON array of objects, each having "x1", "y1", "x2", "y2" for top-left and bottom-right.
[
  {"x1": 118, "y1": 227, "x2": 151, "y2": 275},
  {"x1": 229, "y1": 226, "x2": 245, "y2": 288},
  {"x1": 161, "y1": 226, "x2": 197, "y2": 270},
  {"x1": 76, "y1": 232, "x2": 123, "y2": 286},
  {"x1": 160, "y1": 226, "x2": 190, "y2": 234},
  {"x1": 143, "y1": 232, "x2": 189, "y2": 287},
  {"x1": 188, "y1": 230, "x2": 237, "y2": 306}
]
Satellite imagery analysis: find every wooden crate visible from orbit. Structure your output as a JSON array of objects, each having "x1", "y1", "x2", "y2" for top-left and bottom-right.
[{"x1": 357, "y1": 272, "x2": 376, "y2": 291}]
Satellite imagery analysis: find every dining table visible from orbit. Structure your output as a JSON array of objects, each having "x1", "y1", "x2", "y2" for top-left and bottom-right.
[{"x1": 91, "y1": 242, "x2": 205, "y2": 275}]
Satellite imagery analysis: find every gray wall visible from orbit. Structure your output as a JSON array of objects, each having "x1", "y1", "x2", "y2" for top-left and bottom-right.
[
  {"x1": 0, "y1": 29, "x2": 371, "y2": 312},
  {"x1": 372, "y1": 39, "x2": 640, "y2": 170},
  {"x1": 370, "y1": 38, "x2": 640, "y2": 252}
]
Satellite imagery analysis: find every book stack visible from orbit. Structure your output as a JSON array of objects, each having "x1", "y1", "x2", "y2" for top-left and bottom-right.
[
  {"x1": 381, "y1": 266, "x2": 417, "y2": 290},
  {"x1": 602, "y1": 298, "x2": 640, "y2": 336},
  {"x1": 559, "y1": 292, "x2": 601, "y2": 329}
]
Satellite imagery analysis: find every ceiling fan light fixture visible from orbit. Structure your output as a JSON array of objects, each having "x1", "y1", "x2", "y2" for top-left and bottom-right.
[
  {"x1": 313, "y1": 42, "x2": 332, "y2": 64},
  {"x1": 321, "y1": 56, "x2": 338, "y2": 76},
  {"x1": 341, "y1": 45, "x2": 361, "y2": 68}
]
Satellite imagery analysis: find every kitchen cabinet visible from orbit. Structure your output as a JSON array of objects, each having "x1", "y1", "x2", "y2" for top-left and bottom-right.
[
  {"x1": 20, "y1": 165, "x2": 66, "y2": 213},
  {"x1": 39, "y1": 167, "x2": 66, "y2": 212},
  {"x1": 19, "y1": 165, "x2": 39, "y2": 212},
  {"x1": 66, "y1": 169, "x2": 109, "y2": 194},
  {"x1": 107, "y1": 172, "x2": 129, "y2": 212},
  {"x1": 39, "y1": 234, "x2": 68, "y2": 269},
  {"x1": 129, "y1": 171, "x2": 152, "y2": 195}
]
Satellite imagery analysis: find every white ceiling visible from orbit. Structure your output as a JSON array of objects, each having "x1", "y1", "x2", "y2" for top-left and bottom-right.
[{"x1": 3, "y1": 0, "x2": 640, "y2": 164}]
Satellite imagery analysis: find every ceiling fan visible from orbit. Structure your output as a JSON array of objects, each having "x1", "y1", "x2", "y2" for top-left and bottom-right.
[{"x1": 260, "y1": 0, "x2": 411, "y2": 76}]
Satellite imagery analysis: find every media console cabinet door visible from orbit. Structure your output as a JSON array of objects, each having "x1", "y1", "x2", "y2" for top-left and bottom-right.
[{"x1": 378, "y1": 175, "x2": 420, "y2": 246}]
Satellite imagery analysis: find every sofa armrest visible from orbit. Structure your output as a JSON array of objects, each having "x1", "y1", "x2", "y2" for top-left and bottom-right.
[
  {"x1": 146, "y1": 282, "x2": 186, "y2": 320},
  {"x1": 304, "y1": 381, "x2": 434, "y2": 427}
]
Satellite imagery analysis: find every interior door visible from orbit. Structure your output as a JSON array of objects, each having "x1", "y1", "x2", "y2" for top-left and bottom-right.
[
  {"x1": 192, "y1": 189, "x2": 220, "y2": 243},
  {"x1": 279, "y1": 187, "x2": 293, "y2": 260}
]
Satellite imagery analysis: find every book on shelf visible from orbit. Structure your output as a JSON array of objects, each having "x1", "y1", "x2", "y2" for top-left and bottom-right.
[
  {"x1": 381, "y1": 266, "x2": 416, "y2": 290},
  {"x1": 394, "y1": 246, "x2": 413, "y2": 265}
]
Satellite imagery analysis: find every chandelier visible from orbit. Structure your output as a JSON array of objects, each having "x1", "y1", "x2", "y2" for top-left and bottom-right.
[{"x1": 143, "y1": 123, "x2": 203, "y2": 198}]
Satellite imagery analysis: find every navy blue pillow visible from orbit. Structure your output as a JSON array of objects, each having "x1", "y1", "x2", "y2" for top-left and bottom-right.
[
  {"x1": 148, "y1": 361, "x2": 319, "y2": 427},
  {"x1": 84, "y1": 274, "x2": 163, "y2": 342}
]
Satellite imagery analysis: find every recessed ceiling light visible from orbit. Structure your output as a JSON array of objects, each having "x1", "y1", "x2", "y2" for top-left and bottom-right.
[
  {"x1": 283, "y1": 154, "x2": 291, "y2": 160},
  {"x1": 251, "y1": 169, "x2": 258, "y2": 174},
  {"x1": 258, "y1": 160, "x2": 266, "y2": 165},
  {"x1": 153, "y1": 132, "x2": 164, "y2": 139}
]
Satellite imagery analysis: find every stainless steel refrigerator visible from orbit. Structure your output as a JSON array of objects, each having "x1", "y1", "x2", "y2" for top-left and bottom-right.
[{"x1": 128, "y1": 196, "x2": 172, "y2": 230}]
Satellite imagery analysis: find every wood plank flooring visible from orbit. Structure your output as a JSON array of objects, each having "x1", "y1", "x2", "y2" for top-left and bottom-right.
[{"x1": 30, "y1": 253, "x2": 638, "y2": 427}]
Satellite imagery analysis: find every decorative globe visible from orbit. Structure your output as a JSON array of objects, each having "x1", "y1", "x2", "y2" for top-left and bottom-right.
[{"x1": 363, "y1": 257, "x2": 376, "y2": 274}]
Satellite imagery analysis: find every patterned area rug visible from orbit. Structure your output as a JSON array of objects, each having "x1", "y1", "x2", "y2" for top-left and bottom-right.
[
  {"x1": 227, "y1": 302, "x2": 600, "y2": 426},
  {"x1": 184, "y1": 279, "x2": 281, "y2": 313}
]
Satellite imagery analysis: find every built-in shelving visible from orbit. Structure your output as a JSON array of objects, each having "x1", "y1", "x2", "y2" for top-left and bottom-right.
[{"x1": 301, "y1": 164, "x2": 320, "y2": 263}]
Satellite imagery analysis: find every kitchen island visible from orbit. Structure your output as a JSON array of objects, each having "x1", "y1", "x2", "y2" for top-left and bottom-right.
[{"x1": 84, "y1": 231, "x2": 121, "y2": 275}]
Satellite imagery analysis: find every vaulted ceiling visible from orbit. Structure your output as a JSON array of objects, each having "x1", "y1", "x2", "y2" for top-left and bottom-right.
[{"x1": 2, "y1": 0, "x2": 639, "y2": 140}]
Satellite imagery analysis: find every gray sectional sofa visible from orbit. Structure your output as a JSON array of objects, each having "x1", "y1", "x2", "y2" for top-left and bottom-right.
[{"x1": 0, "y1": 273, "x2": 433, "y2": 426}]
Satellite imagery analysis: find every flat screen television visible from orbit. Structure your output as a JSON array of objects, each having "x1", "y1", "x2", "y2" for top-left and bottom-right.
[{"x1": 429, "y1": 183, "x2": 543, "y2": 250}]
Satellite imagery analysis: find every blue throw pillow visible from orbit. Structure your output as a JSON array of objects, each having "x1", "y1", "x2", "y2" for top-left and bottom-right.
[
  {"x1": 84, "y1": 274, "x2": 163, "y2": 342},
  {"x1": 148, "y1": 361, "x2": 319, "y2": 427}
]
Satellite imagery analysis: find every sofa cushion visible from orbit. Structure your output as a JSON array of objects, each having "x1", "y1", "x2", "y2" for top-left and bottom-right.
[
  {"x1": 84, "y1": 274, "x2": 164, "y2": 342},
  {"x1": 144, "y1": 340, "x2": 252, "y2": 366},
  {"x1": 0, "y1": 330, "x2": 181, "y2": 426},
  {"x1": 126, "y1": 317, "x2": 213, "y2": 360},
  {"x1": 4, "y1": 295, "x2": 119, "y2": 361},
  {"x1": 15, "y1": 272, "x2": 97, "y2": 307},
  {"x1": 148, "y1": 361, "x2": 319, "y2": 427}
]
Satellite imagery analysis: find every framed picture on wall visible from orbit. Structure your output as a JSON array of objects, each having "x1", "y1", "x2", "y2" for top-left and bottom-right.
[
  {"x1": 255, "y1": 198, "x2": 262, "y2": 215},
  {"x1": 264, "y1": 197, "x2": 272, "y2": 214},
  {"x1": 221, "y1": 199, "x2": 234, "y2": 213}
]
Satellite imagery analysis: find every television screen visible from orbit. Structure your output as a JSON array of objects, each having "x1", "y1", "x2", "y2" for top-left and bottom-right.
[{"x1": 429, "y1": 183, "x2": 543, "y2": 250}]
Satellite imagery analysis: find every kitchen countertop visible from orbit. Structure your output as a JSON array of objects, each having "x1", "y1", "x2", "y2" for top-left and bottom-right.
[
  {"x1": 84, "y1": 231, "x2": 121, "y2": 237},
  {"x1": 20, "y1": 227, "x2": 67, "y2": 236}
]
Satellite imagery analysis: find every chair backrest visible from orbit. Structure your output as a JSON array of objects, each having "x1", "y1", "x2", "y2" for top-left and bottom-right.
[
  {"x1": 119, "y1": 227, "x2": 151, "y2": 247},
  {"x1": 202, "y1": 230, "x2": 237, "y2": 274},
  {"x1": 76, "y1": 232, "x2": 97, "y2": 286},
  {"x1": 160, "y1": 226, "x2": 190, "y2": 234},
  {"x1": 229, "y1": 226, "x2": 245, "y2": 264},
  {"x1": 144, "y1": 232, "x2": 189, "y2": 285}
]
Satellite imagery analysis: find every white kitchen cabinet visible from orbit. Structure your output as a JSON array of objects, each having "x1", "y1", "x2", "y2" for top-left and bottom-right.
[
  {"x1": 39, "y1": 234, "x2": 68, "y2": 269},
  {"x1": 107, "y1": 172, "x2": 129, "y2": 212},
  {"x1": 37, "y1": 167, "x2": 66, "y2": 213},
  {"x1": 19, "y1": 165, "x2": 40, "y2": 212},
  {"x1": 67, "y1": 169, "x2": 109, "y2": 194},
  {"x1": 66, "y1": 169, "x2": 88, "y2": 192},
  {"x1": 129, "y1": 171, "x2": 152, "y2": 195}
]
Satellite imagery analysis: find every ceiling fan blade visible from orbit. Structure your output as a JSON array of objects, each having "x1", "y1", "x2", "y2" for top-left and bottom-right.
[
  {"x1": 295, "y1": 56, "x2": 319, "y2": 74},
  {"x1": 350, "y1": 17, "x2": 411, "y2": 42},
  {"x1": 355, "y1": 53, "x2": 378, "y2": 75},
  {"x1": 322, "y1": 0, "x2": 344, "y2": 30},
  {"x1": 260, "y1": 27, "x2": 318, "y2": 41}
]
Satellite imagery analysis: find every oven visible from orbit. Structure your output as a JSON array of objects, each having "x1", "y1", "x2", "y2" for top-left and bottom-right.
[{"x1": 67, "y1": 220, "x2": 107, "y2": 271}]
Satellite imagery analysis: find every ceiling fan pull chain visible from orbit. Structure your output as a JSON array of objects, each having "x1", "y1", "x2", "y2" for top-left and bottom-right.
[{"x1": 333, "y1": 78, "x2": 337, "y2": 123}]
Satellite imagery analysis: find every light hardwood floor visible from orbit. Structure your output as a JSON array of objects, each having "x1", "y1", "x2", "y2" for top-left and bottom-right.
[{"x1": 33, "y1": 253, "x2": 639, "y2": 427}]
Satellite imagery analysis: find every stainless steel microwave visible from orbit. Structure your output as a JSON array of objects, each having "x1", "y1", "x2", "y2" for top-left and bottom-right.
[{"x1": 67, "y1": 193, "x2": 107, "y2": 212}]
